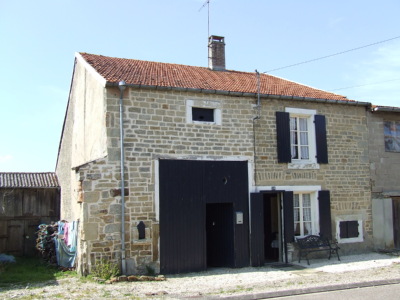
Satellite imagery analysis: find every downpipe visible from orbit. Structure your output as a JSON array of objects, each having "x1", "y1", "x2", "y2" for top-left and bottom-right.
[{"x1": 119, "y1": 80, "x2": 127, "y2": 275}]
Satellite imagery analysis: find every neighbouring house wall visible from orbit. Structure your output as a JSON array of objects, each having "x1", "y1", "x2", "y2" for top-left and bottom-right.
[
  {"x1": 66, "y1": 85, "x2": 372, "y2": 274},
  {"x1": 368, "y1": 111, "x2": 400, "y2": 194},
  {"x1": 368, "y1": 111, "x2": 400, "y2": 249}
]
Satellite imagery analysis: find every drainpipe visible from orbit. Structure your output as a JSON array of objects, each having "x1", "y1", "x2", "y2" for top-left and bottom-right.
[
  {"x1": 252, "y1": 70, "x2": 261, "y2": 186},
  {"x1": 118, "y1": 80, "x2": 127, "y2": 275}
]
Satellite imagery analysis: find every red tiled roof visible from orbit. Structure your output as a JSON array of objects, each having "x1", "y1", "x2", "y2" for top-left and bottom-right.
[
  {"x1": 0, "y1": 172, "x2": 59, "y2": 188},
  {"x1": 79, "y1": 52, "x2": 351, "y2": 102}
]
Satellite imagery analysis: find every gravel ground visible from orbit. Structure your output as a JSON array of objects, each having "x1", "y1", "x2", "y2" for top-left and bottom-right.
[{"x1": 1, "y1": 252, "x2": 400, "y2": 300}]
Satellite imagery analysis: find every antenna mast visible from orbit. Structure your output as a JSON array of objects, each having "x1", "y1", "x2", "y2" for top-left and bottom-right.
[{"x1": 199, "y1": 0, "x2": 210, "y2": 37}]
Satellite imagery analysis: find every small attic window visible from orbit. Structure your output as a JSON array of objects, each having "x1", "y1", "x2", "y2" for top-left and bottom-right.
[
  {"x1": 192, "y1": 107, "x2": 214, "y2": 122},
  {"x1": 186, "y1": 99, "x2": 222, "y2": 125}
]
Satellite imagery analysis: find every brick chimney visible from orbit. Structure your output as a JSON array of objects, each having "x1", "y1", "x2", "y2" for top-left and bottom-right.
[{"x1": 208, "y1": 35, "x2": 226, "y2": 71}]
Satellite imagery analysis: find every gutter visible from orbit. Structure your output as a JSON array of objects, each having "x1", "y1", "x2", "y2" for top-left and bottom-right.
[
  {"x1": 372, "y1": 106, "x2": 400, "y2": 113},
  {"x1": 106, "y1": 82, "x2": 371, "y2": 107}
]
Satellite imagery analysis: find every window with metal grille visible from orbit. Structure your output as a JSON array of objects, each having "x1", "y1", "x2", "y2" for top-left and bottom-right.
[{"x1": 192, "y1": 107, "x2": 214, "y2": 122}]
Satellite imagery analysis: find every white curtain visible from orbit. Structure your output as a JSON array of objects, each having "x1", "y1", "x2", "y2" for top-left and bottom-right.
[
  {"x1": 303, "y1": 194, "x2": 312, "y2": 234},
  {"x1": 299, "y1": 118, "x2": 309, "y2": 159}
]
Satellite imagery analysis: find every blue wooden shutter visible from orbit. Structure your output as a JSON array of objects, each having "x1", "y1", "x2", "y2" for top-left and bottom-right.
[
  {"x1": 283, "y1": 191, "x2": 294, "y2": 242},
  {"x1": 315, "y1": 115, "x2": 328, "y2": 164},
  {"x1": 318, "y1": 190, "x2": 332, "y2": 239},
  {"x1": 276, "y1": 111, "x2": 291, "y2": 163}
]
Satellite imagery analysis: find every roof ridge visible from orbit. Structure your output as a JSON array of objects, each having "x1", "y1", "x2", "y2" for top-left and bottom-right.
[{"x1": 78, "y1": 52, "x2": 355, "y2": 102}]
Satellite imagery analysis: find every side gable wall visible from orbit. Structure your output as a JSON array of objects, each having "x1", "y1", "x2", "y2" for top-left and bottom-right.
[{"x1": 56, "y1": 58, "x2": 108, "y2": 221}]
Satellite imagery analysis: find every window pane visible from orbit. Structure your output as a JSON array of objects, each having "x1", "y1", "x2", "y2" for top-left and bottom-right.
[
  {"x1": 294, "y1": 222, "x2": 300, "y2": 236},
  {"x1": 303, "y1": 207, "x2": 311, "y2": 221},
  {"x1": 192, "y1": 107, "x2": 214, "y2": 122},
  {"x1": 301, "y1": 146, "x2": 309, "y2": 159},
  {"x1": 300, "y1": 132, "x2": 308, "y2": 146},
  {"x1": 291, "y1": 146, "x2": 298, "y2": 159},
  {"x1": 294, "y1": 208, "x2": 300, "y2": 221},
  {"x1": 304, "y1": 222, "x2": 312, "y2": 235},
  {"x1": 302, "y1": 194, "x2": 311, "y2": 207},
  {"x1": 299, "y1": 118, "x2": 307, "y2": 131},
  {"x1": 290, "y1": 117, "x2": 297, "y2": 130},
  {"x1": 294, "y1": 194, "x2": 299, "y2": 207}
]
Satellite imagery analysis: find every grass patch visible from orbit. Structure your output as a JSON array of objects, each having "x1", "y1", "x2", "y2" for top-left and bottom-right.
[{"x1": 0, "y1": 257, "x2": 76, "y2": 287}]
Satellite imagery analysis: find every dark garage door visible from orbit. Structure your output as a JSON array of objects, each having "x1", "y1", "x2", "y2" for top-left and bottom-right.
[{"x1": 159, "y1": 160, "x2": 249, "y2": 274}]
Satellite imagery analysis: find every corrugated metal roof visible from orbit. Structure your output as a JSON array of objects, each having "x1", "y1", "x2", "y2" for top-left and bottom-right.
[
  {"x1": 79, "y1": 52, "x2": 352, "y2": 102},
  {"x1": 0, "y1": 172, "x2": 60, "y2": 188}
]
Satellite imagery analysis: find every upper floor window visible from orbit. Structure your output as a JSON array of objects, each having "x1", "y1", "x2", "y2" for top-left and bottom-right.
[
  {"x1": 276, "y1": 108, "x2": 328, "y2": 169},
  {"x1": 290, "y1": 116, "x2": 310, "y2": 160},
  {"x1": 186, "y1": 99, "x2": 221, "y2": 125},
  {"x1": 192, "y1": 107, "x2": 214, "y2": 122},
  {"x1": 384, "y1": 121, "x2": 400, "y2": 152}
]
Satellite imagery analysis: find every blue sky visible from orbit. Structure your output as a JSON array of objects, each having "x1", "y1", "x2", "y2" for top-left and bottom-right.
[{"x1": 0, "y1": 0, "x2": 399, "y2": 172}]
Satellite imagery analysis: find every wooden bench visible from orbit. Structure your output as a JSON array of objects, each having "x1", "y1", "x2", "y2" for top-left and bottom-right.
[{"x1": 296, "y1": 235, "x2": 340, "y2": 265}]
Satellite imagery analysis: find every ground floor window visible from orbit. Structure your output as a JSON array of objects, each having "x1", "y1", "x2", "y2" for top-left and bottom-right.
[
  {"x1": 294, "y1": 193, "x2": 318, "y2": 237},
  {"x1": 335, "y1": 217, "x2": 363, "y2": 243}
]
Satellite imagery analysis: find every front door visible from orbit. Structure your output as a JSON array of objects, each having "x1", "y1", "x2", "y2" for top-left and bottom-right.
[
  {"x1": 263, "y1": 193, "x2": 280, "y2": 262},
  {"x1": 206, "y1": 203, "x2": 234, "y2": 267}
]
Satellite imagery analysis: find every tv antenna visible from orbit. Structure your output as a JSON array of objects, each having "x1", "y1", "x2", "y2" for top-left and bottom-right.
[{"x1": 199, "y1": 0, "x2": 210, "y2": 37}]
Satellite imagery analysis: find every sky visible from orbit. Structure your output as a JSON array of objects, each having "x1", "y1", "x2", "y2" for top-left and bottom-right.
[{"x1": 0, "y1": 0, "x2": 399, "y2": 172}]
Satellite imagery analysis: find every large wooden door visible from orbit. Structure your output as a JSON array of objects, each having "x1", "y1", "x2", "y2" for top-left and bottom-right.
[
  {"x1": 159, "y1": 160, "x2": 249, "y2": 274},
  {"x1": 2, "y1": 219, "x2": 40, "y2": 256},
  {"x1": 7, "y1": 220, "x2": 24, "y2": 256}
]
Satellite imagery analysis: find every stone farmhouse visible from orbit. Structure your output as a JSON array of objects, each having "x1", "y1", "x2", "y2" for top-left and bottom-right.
[{"x1": 56, "y1": 36, "x2": 374, "y2": 275}]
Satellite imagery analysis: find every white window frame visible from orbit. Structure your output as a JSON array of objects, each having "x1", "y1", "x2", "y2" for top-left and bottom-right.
[
  {"x1": 186, "y1": 99, "x2": 222, "y2": 125},
  {"x1": 285, "y1": 108, "x2": 319, "y2": 170},
  {"x1": 335, "y1": 216, "x2": 363, "y2": 243},
  {"x1": 293, "y1": 191, "x2": 320, "y2": 238}
]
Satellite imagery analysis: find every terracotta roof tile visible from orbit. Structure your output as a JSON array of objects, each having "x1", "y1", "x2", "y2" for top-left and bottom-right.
[
  {"x1": 0, "y1": 172, "x2": 59, "y2": 188},
  {"x1": 80, "y1": 52, "x2": 351, "y2": 102}
]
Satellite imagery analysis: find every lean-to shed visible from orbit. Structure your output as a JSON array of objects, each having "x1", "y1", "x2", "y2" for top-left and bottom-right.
[{"x1": 0, "y1": 172, "x2": 60, "y2": 256}]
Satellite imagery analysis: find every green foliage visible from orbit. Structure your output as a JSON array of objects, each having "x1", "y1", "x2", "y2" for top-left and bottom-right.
[
  {"x1": 0, "y1": 257, "x2": 76, "y2": 287},
  {"x1": 91, "y1": 258, "x2": 120, "y2": 280}
]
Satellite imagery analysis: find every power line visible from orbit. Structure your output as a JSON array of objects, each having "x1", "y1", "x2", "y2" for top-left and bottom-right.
[
  {"x1": 263, "y1": 35, "x2": 400, "y2": 73},
  {"x1": 329, "y1": 78, "x2": 400, "y2": 92}
]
